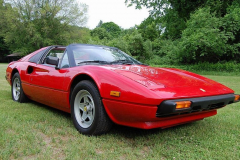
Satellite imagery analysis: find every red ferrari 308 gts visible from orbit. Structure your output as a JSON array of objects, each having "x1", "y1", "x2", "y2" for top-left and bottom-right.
[{"x1": 5, "y1": 44, "x2": 240, "y2": 135}]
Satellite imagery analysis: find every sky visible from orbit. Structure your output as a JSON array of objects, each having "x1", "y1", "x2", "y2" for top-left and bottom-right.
[{"x1": 79, "y1": 0, "x2": 150, "y2": 29}]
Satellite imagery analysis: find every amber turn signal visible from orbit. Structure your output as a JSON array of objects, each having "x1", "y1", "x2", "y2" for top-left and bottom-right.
[
  {"x1": 110, "y1": 91, "x2": 121, "y2": 97},
  {"x1": 234, "y1": 95, "x2": 240, "y2": 102},
  {"x1": 176, "y1": 101, "x2": 191, "y2": 109}
]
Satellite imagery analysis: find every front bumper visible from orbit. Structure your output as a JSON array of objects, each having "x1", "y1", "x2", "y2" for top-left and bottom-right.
[
  {"x1": 102, "y1": 94, "x2": 239, "y2": 129},
  {"x1": 156, "y1": 94, "x2": 236, "y2": 117},
  {"x1": 103, "y1": 99, "x2": 218, "y2": 129},
  {"x1": 5, "y1": 73, "x2": 11, "y2": 85}
]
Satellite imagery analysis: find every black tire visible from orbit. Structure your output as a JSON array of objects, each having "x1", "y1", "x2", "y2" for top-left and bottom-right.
[
  {"x1": 11, "y1": 72, "x2": 28, "y2": 103},
  {"x1": 71, "y1": 80, "x2": 112, "y2": 135}
]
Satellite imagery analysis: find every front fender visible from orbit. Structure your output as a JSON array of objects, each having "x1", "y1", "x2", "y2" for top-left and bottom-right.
[{"x1": 65, "y1": 66, "x2": 163, "y2": 106}]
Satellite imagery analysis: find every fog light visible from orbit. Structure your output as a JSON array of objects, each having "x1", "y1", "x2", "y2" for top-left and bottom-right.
[
  {"x1": 176, "y1": 101, "x2": 191, "y2": 109},
  {"x1": 234, "y1": 95, "x2": 240, "y2": 102}
]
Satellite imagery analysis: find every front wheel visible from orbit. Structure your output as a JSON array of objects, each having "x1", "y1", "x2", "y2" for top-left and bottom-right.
[
  {"x1": 71, "y1": 80, "x2": 112, "y2": 135},
  {"x1": 11, "y1": 72, "x2": 28, "y2": 103}
]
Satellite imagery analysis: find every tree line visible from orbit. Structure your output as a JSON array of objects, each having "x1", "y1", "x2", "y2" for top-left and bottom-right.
[{"x1": 1, "y1": 0, "x2": 240, "y2": 65}]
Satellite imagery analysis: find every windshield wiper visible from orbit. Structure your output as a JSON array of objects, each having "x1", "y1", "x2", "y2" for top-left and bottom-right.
[
  {"x1": 78, "y1": 60, "x2": 110, "y2": 65},
  {"x1": 110, "y1": 59, "x2": 134, "y2": 65}
]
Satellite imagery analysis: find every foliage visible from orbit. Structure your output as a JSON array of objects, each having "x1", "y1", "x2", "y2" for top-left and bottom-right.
[
  {"x1": 137, "y1": 16, "x2": 160, "y2": 41},
  {"x1": 90, "y1": 27, "x2": 111, "y2": 40},
  {"x1": 143, "y1": 39, "x2": 153, "y2": 59},
  {"x1": 125, "y1": 0, "x2": 195, "y2": 39},
  {"x1": 153, "y1": 61, "x2": 240, "y2": 75},
  {"x1": 125, "y1": 0, "x2": 240, "y2": 64},
  {"x1": 2, "y1": 0, "x2": 88, "y2": 55},
  {"x1": 106, "y1": 38, "x2": 131, "y2": 55},
  {"x1": 178, "y1": 5, "x2": 240, "y2": 63},
  {"x1": 2, "y1": 0, "x2": 240, "y2": 66},
  {"x1": 126, "y1": 32, "x2": 145, "y2": 60},
  {"x1": 67, "y1": 27, "x2": 91, "y2": 44},
  {"x1": 0, "y1": 0, "x2": 11, "y2": 58},
  {"x1": 96, "y1": 20, "x2": 103, "y2": 28},
  {"x1": 125, "y1": 0, "x2": 235, "y2": 38},
  {"x1": 90, "y1": 22, "x2": 122, "y2": 40},
  {"x1": 178, "y1": 7, "x2": 227, "y2": 63},
  {"x1": 188, "y1": 62, "x2": 240, "y2": 73},
  {"x1": 148, "y1": 39, "x2": 180, "y2": 65},
  {"x1": 0, "y1": 37, "x2": 10, "y2": 56},
  {"x1": 100, "y1": 22, "x2": 122, "y2": 38}
]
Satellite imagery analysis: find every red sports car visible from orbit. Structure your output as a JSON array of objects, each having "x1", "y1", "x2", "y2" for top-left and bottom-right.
[{"x1": 5, "y1": 44, "x2": 240, "y2": 135}]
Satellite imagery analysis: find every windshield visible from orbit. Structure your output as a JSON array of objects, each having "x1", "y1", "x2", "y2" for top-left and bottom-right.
[{"x1": 71, "y1": 45, "x2": 142, "y2": 65}]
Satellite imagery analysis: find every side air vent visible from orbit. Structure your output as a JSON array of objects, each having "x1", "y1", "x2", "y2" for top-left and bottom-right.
[{"x1": 27, "y1": 66, "x2": 34, "y2": 74}]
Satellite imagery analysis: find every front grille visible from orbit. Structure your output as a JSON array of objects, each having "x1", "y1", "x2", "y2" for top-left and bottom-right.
[{"x1": 156, "y1": 94, "x2": 235, "y2": 117}]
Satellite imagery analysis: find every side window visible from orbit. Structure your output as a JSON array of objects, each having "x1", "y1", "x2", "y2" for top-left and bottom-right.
[
  {"x1": 44, "y1": 50, "x2": 64, "y2": 61},
  {"x1": 42, "y1": 48, "x2": 65, "y2": 66},
  {"x1": 28, "y1": 48, "x2": 48, "y2": 63},
  {"x1": 60, "y1": 51, "x2": 70, "y2": 68}
]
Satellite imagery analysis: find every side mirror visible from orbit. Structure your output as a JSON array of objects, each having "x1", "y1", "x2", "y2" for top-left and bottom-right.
[{"x1": 46, "y1": 56, "x2": 59, "y2": 66}]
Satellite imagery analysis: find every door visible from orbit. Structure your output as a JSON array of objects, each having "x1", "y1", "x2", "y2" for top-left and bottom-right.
[{"x1": 26, "y1": 47, "x2": 71, "y2": 110}]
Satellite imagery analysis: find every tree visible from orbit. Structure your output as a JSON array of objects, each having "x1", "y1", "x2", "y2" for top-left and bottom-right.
[
  {"x1": 179, "y1": 5, "x2": 240, "y2": 63},
  {"x1": 67, "y1": 26, "x2": 91, "y2": 44},
  {"x1": 9, "y1": 0, "x2": 88, "y2": 26},
  {"x1": 3, "y1": 0, "x2": 88, "y2": 54},
  {"x1": 100, "y1": 22, "x2": 122, "y2": 38},
  {"x1": 128, "y1": 32, "x2": 144, "y2": 57},
  {"x1": 179, "y1": 7, "x2": 227, "y2": 63},
  {"x1": 137, "y1": 16, "x2": 160, "y2": 41},
  {"x1": 126, "y1": 0, "x2": 240, "y2": 64},
  {"x1": 91, "y1": 27, "x2": 111, "y2": 40},
  {"x1": 125, "y1": 0, "x2": 236, "y2": 39},
  {"x1": 96, "y1": 20, "x2": 103, "y2": 28},
  {"x1": 0, "y1": 0, "x2": 11, "y2": 60}
]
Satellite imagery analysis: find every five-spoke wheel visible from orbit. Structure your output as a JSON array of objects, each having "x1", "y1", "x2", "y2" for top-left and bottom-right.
[
  {"x1": 11, "y1": 72, "x2": 28, "y2": 102},
  {"x1": 71, "y1": 80, "x2": 112, "y2": 135},
  {"x1": 74, "y1": 90, "x2": 95, "y2": 128},
  {"x1": 12, "y1": 77, "x2": 21, "y2": 100}
]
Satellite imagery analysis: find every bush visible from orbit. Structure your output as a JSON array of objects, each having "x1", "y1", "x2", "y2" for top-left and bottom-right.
[
  {"x1": 90, "y1": 28, "x2": 111, "y2": 40},
  {"x1": 143, "y1": 39, "x2": 153, "y2": 59},
  {"x1": 149, "y1": 39, "x2": 180, "y2": 65},
  {"x1": 178, "y1": 5, "x2": 240, "y2": 64},
  {"x1": 106, "y1": 38, "x2": 131, "y2": 55},
  {"x1": 178, "y1": 7, "x2": 227, "y2": 63},
  {"x1": 187, "y1": 61, "x2": 240, "y2": 72}
]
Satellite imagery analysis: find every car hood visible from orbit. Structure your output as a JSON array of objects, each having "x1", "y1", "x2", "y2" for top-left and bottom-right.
[
  {"x1": 101, "y1": 65, "x2": 233, "y2": 97},
  {"x1": 105, "y1": 65, "x2": 211, "y2": 87}
]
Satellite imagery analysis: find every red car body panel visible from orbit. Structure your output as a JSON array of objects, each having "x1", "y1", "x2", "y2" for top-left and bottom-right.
[
  {"x1": 103, "y1": 98, "x2": 217, "y2": 129},
  {"x1": 5, "y1": 46, "x2": 238, "y2": 129}
]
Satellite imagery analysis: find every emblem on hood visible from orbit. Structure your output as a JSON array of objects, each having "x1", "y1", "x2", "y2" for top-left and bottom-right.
[{"x1": 200, "y1": 88, "x2": 206, "y2": 92}]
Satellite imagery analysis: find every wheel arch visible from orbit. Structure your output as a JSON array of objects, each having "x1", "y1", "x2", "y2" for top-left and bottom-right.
[
  {"x1": 11, "y1": 68, "x2": 20, "y2": 84},
  {"x1": 69, "y1": 73, "x2": 100, "y2": 103}
]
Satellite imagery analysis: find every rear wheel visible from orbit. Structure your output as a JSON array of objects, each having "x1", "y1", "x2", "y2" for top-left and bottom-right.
[
  {"x1": 71, "y1": 80, "x2": 112, "y2": 135},
  {"x1": 11, "y1": 72, "x2": 28, "y2": 103}
]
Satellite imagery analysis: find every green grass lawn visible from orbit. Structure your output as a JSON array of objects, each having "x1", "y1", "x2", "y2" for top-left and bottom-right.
[{"x1": 0, "y1": 63, "x2": 240, "y2": 159}]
